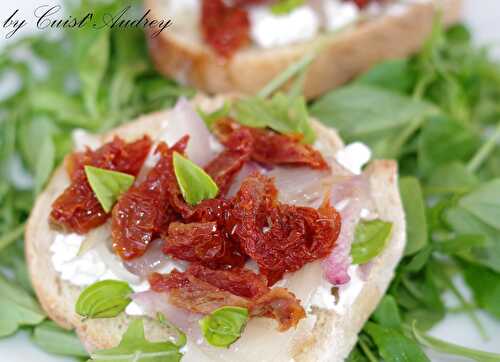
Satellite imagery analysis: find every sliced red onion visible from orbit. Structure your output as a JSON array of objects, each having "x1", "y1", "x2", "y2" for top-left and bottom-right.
[
  {"x1": 323, "y1": 174, "x2": 371, "y2": 286},
  {"x1": 268, "y1": 166, "x2": 331, "y2": 208},
  {"x1": 160, "y1": 97, "x2": 216, "y2": 166},
  {"x1": 132, "y1": 291, "x2": 201, "y2": 335},
  {"x1": 226, "y1": 162, "x2": 267, "y2": 198},
  {"x1": 123, "y1": 239, "x2": 170, "y2": 279}
]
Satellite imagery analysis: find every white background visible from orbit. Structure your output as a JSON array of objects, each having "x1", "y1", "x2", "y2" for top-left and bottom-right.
[{"x1": 0, "y1": 1, "x2": 499, "y2": 361}]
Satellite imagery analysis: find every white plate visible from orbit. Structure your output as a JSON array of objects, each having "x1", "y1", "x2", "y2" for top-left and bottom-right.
[{"x1": 0, "y1": 0, "x2": 499, "y2": 361}]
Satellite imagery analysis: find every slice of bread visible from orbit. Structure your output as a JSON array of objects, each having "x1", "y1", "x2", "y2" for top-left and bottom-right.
[
  {"x1": 145, "y1": 0, "x2": 461, "y2": 99},
  {"x1": 25, "y1": 94, "x2": 406, "y2": 361}
]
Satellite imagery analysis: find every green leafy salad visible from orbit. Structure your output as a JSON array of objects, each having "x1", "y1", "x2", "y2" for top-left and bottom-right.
[{"x1": 1, "y1": 0, "x2": 500, "y2": 360}]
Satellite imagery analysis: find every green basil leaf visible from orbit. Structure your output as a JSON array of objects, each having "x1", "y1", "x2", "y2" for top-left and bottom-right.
[
  {"x1": 412, "y1": 322, "x2": 500, "y2": 362},
  {"x1": 356, "y1": 59, "x2": 415, "y2": 94},
  {"x1": 33, "y1": 321, "x2": 88, "y2": 358},
  {"x1": 271, "y1": 0, "x2": 305, "y2": 15},
  {"x1": 198, "y1": 102, "x2": 231, "y2": 129},
  {"x1": 234, "y1": 93, "x2": 316, "y2": 144},
  {"x1": 459, "y1": 179, "x2": 500, "y2": 230},
  {"x1": 0, "y1": 273, "x2": 46, "y2": 337},
  {"x1": 75, "y1": 280, "x2": 133, "y2": 319},
  {"x1": 89, "y1": 319, "x2": 183, "y2": 362},
  {"x1": 84, "y1": 166, "x2": 135, "y2": 213},
  {"x1": 399, "y1": 177, "x2": 428, "y2": 256},
  {"x1": 364, "y1": 322, "x2": 430, "y2": 362},
  {"x1": 199, "y1": 306, "x2": 249, "y2": 348},
  {"x1": 173, "y1": 152, "x2": 219, "y2": 206},
  {"x1": 351, "y1": 220, "x2": 393, "y2": 265}
]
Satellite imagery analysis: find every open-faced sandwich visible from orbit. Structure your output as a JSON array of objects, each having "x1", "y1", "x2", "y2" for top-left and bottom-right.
[
  {"x1": 26, "y1": 93, "x2": 405, "y2": 361},
  {"x1": 146, "y1": 0, "x2": 462, "y2": 99}
]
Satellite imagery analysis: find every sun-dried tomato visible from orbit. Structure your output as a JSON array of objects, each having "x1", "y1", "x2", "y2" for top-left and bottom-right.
[
  {"x1": 50, "y1": 136, "x2": 152, "y2": 234},
  {"x1": 214, "y1": 118, "x2": 329, "y2": 170},
  {"x1": 164, "y1": 221, "x2": 246, "y2": 269},
  {"x1": 229, "y1": 174, "x2": 341, "y2": 285},
  {"x1": 149, "y1": 264, "x2": 305, "y2": 330},
  {"x1": 201, "y1": 0, "x2": 251, "y2": 57},
  {"x1": 112, "y1": 138, "x2": 190, "y2": 260},
  {"x1": 348, "y1": 0, "x2": 382, "y2": 9},
  {"x1": 204, "y1": 127, "x2": 253, "y2": 194}
]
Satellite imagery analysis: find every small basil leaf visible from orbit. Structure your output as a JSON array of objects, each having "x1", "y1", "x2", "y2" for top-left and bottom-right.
[
  {"x1": 84, "y1": 165, "x2": 135, "y2": 213},
  {"x1": 89, "y1": 319, "x2": 183, "y2": 362},
  {"x1": 351, "y1": 219, "x2": 393, "y2": 265},
  {"x1": 173, "y1": 152, "x2": 219, "y2": 205},
  {"x1": 33, "y1": 321, "x2": 88, "y2": 358},
  {"x1": 75, "y1": 280, "x2": 133, "y2": 319},
  {"x1": 459, "y1": 179, "x2": 500, "y2": 230},
  {"x1": 198, "y1": 102, "x2": 231, "y2": 129},
  {"x1": 234, "y1": 93, "x2": 316, "y2": 144},
  {"x1": 271, "y1": 0, "x2": 305, "y2": 15},
  {"x1": 199, "y1": 306, "x2": 249, "y2": 348}
]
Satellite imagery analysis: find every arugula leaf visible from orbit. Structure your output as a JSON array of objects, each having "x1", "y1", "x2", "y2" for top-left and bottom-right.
[
  {"x1": 446, "y1": 207, "x2": 500, "y2": 273},
  {"x1": 234, "y1": 93, "x2": 316, "y2": 144},
  {"x1": 0, "y1": 273, "x2": 45, "y2": 337},
  {"x1": 463, "y1": 263, "x2": 500, "y2": 320},
  {"x1": 372, "y1": 296, "x2": 402, "y2": 330},
  {"x1": 351, "y1": 220, "x2": 392, "y2": 265},
  {"x1": 418, "y1": 116, "x2": 480, "y2": 176},
  {"x1": 75, "y1": 280, "x2": 133, "y2": 319},
  {"x1": 173, "y1": 152, "x2": 219, "y2": 206},
  {"x1": 84, "y1": 166, "x2": 135, "y2": 213},
  {"x1": 271, "y1": 0, "x2": 305, "y2": 15},
  {"x1": 413, "y1": 322, "x2": 500, "y2": 362},
  {"x1": 364, "y1": 322, "x2": 430, "y2": 362},
  {"x1": 33, "y1": 321, "x2": 88, "y2": 358},
  {"x1": 425, "y1": 162, "x2": 478, "y2": 195},
  {"x1": 459, "y1": 179, "x2": 500, "y2": 230},
  {"x1": 356, "y1": 59, "x2": 416, "y2": 94},
  {"x1": 399, "y1": 177, "x2": 428, "y2": 256},
  {"x1": 34, "y1": 136, "x2": 55, "y2": 195},
  {"x1": 199, "y1": 306, "x2": 249, "y2": 348},
  {"x1": 88, "y1": 319, "x2": 183, "y2": 362},
  {"x1": 311, "y1": 85, "x2": 435, "y2": 157}
]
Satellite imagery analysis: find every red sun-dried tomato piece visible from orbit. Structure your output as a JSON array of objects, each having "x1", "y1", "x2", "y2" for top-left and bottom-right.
[
  {"x1": 112, "y1": 137, "x2": 191, "y2": 260},
  {"x1": 201, "y1": 0, "x2": 251, "y2": 57},
  {"x1": 214, "y1": 118, "x2": 329, "y2": 170},
  {"x1": 149, "y1": 264, "x2": 305, "y2": 330},
  {"x1": 50, "y1": 136, "x2": 152, "y2": 234},
  {"x1": 230, "y1": 174, "x2": 341, "y2": 285},
  {"x1": 204, "y1": 127, "x2": 253, "y2": 194},
  {"x1": 349, "y1": 0, "x2": 381, "y2": 9},
  {"x1": 164, "y1": 198, "x2": 246, "y2": 269},
  {"x1": 164, "y1": 221, "x2": 246, "y2": 269}
]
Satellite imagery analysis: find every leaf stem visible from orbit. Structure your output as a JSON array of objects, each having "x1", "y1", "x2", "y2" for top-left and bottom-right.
[
  {"x1": 0, "y1": 223, "x2": 25, "y2": 252},
  {"x1": 467, "y1": 121, "x2": 500, "y2": 173},
  {"x1": 258, "y1": 47, "x2": 317, "y2": 99},
  {"x1": 358, "y1": 338, "x2": 379, "y2": 362}
]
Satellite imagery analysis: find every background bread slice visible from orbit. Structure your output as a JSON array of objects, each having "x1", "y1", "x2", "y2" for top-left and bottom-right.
[
  {"x1": 25, "y1": 95, "x2": 406, "y2": 361},
  {"x1": 145, "y1": 0, "x2": 462, "y2": 99}
]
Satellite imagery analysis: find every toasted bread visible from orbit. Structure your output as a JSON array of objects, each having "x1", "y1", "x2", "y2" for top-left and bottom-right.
[
  {"x1": 26, "y1": 94, "x2": 406, "y2": 361},
  {"x1": 145, "y1": 0, "x2": 461, "y2": 99}
]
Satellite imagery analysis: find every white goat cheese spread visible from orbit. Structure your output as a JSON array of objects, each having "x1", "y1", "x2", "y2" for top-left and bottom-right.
[
  {"x1": 309, "y1": 265, "x2": 365, "y2": 313},
  {"x1": 335, "y1": 142, "x2": 372, "y2": 175},
  {"x1": 323, "y1": 0, "x2": 360, "y2": 31},
  {"x1": 249, "y1": 5, "x2": 320, "y2": 48}
]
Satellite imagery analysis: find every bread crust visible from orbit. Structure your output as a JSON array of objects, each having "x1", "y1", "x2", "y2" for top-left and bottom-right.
[
  {"x1": 145, "y1": 0, "x2": 462, "y2": 99},
  {"x1": 26, "y1": 95, "x2": 406, "y2": 361}
]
